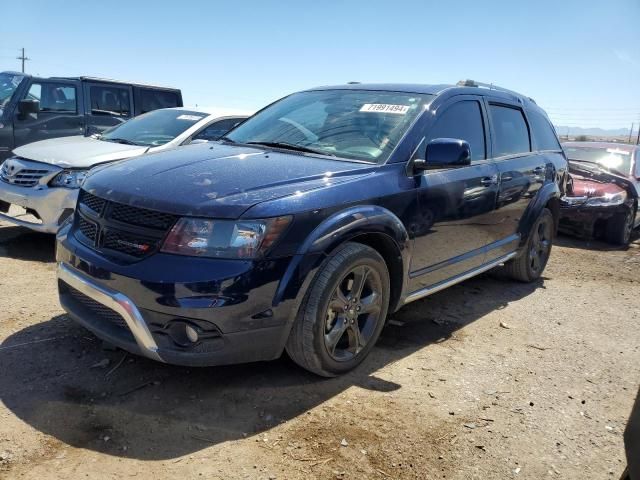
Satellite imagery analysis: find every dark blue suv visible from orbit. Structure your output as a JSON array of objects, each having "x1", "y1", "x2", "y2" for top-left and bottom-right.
[{"x1": 56, "y1": 81, "x2": 568, "y2": 376}]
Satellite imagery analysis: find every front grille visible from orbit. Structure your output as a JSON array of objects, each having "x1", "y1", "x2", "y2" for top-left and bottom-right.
[
  {"x1": 77, "y1": 216, "x2": 98, "y2": 242},
  {"x1": 79, "y1": 190, "x2": 106, "y2": 214},
  {"x1": 74, "y1": 189, "x2": 177, "y2": 260},
  {"x1": 60, "y1": 280, "x2": 130, "y2": 332},
  {"x1": 102, "y1": 229, "x2": 157, "y2": 257},
  {"x1": 0, "y1": 160, "x2": 49, "y2": 187},
  {"x1": 111, "y1": 203, "x2": 177, "y2": 230}
]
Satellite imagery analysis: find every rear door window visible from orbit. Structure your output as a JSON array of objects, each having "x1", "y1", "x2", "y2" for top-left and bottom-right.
[
  {"x1": 27, "y1": 82, "x2": 77, "y2": 113},
  {"x1": 488, "y1": 104, "x2": 531, "y2": 157},
  {"x1": 193, "y1": 117, "x2": 246, "y2": 141},
  {"x1": 528, "y1": 109, "x2": 561, "y2": 151},
  {"x1": 139, "y1": 89, "x2": 180, "y2": 113},
  {"x1": 427, "y1": 100, "x2": 486, "y2": 161},
  {"x1": 90, "y1": 85, "x2": 131, "y2": 117}
]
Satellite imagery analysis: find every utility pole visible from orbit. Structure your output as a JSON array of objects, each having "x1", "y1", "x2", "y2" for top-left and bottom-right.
[
  {"x1": 629, "y1": 123, "x2": 634, "y2": 144},
  {"x1": 16, "y1": 48, "x2": 30, "y2": 73}
]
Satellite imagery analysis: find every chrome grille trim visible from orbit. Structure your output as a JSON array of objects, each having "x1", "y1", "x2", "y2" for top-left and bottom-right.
[{"x1": 0, "y1": 157, "x2": 56, "y2": 187}]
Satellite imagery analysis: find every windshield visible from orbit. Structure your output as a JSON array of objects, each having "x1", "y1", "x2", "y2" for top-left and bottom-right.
[
  {"x1": 226, "y1": 90, "x2": 432, "y2": 163},
  {"x1": 0, "y1": 72, "x2": 25, "y2": 114},
  {"x1": 101, "y1": 109, "x2": 208, "y2": 147},
  {"x1": 564, "y1": 146, "x2": 633, "y2": 177}
]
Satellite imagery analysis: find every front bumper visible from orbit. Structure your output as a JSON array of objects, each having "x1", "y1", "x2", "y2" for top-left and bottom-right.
[
  {"x1": 559, "y1": 200, "x2": 633, "y2": 238},
  {"x1": 0, "y1": 181, "x2": 77, "y2": 233},
  {"x1": 56, "y1": 230, "x2": 300, "y2": 367}
]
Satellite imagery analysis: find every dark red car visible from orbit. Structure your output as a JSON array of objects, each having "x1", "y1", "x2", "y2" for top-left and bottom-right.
[{"x1": 560, "y1": 142, "x2": 640, "y2": 246}]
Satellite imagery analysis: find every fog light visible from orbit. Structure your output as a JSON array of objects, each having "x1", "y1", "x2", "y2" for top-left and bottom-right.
[
  {"x1": 185, "y1": 325, "x2": 199, "y2": 343},
  {"x1": 167, "y1": 321, "x2": 200, "y2": 347}
]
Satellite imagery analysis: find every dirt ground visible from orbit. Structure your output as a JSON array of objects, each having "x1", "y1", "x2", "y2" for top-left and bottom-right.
[{"x1": 0, "y1": 220, "x2": 638, "y2": 480}]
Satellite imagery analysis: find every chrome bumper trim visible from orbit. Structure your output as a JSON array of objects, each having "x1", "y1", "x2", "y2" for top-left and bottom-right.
[
  {"x1": 57, "y1": 262, "x2": 162, "y2": 362},
  {"x1": 404, "y1": 252, "x2": 518, "y2": 304}
]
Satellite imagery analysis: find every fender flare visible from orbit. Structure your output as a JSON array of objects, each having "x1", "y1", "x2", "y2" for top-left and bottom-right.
[
  {"x1": 273, "y1": 205, "x2": 411, "y2": 307},
  {"x1": 518, "y1": 182, "x2": 561, "y2": 248}
]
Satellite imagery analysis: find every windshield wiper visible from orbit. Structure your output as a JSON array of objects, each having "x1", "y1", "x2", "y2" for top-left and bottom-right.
[
  {"x1": 246, "y1": 141, "x2": 334, "y2": 157},
  {"x1": 102, "y1": 137, "x2": 143, "y2": 146}
]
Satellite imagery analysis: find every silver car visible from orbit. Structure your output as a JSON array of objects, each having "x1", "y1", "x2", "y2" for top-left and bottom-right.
[{"x1": 0, "y1": 107, "x2": 249, "y2": 233}]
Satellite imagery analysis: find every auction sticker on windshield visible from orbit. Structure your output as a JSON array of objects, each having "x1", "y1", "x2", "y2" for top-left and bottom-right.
[
  {"x1": 360, "y1": 104, "x2": 410, "y2": 114},
  {"x1": 177, "y1": 114, "x2": 205, "y2": 121}
]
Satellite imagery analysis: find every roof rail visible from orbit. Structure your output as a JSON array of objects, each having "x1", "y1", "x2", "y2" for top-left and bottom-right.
[{"x1": 456, "y1": 79, "x2": 536, "y2": 104}]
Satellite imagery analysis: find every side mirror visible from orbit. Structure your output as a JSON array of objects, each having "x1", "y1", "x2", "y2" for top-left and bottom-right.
[
  {"x1": 189, "y1": 138, "x2": 209, "y2": 145},
  {"x1": 17, "y1": 99, "x2": 40, "y2": 118},
  {"x1": 413, "y1": 138, "x2": 472, "y2": 172}
]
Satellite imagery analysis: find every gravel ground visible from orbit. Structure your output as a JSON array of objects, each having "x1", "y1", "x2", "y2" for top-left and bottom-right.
[{"x1": 0, "y1": 221, "x2": 638, "y2": 480}]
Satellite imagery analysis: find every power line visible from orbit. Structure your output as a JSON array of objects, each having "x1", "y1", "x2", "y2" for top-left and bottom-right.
[{"x1": 16, "y1": 47, "x2": 30, "y2": 73}]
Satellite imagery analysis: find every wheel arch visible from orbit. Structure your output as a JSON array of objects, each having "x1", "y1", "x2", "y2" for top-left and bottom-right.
[
  {"x1": 518, "y1": 183, "x2": 561, "y2": 248},
  {"x1": 273, "y1": 205, "x2": 411, "y2": 313}
]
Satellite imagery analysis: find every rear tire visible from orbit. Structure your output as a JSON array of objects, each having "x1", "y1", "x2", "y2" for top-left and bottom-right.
[
  {"x1": 605, "y1": 210, "x2": 633, "y2": 246},
  {"x1": 285, "y1": 242, "x2": 390, "y2": 377},
  {"x1": 503, "y1": 208, "x2": 554, "y2": 283}
]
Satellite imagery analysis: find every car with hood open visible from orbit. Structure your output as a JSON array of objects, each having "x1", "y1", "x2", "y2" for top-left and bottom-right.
[
  {"x1": 0, "y1": 107, "x2": 249, "y2": 233},
  {"x1": 560, "y1": 142, "x2": 640, "y2": 246},
  {"x1": 55, "y1": 80, "x2": 568, "y2": 376}
]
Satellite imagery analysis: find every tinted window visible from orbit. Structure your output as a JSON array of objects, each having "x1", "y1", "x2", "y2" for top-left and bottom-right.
[
  {"x1": 528, "y1": 109, "x2": 561, "y2": 151},
  {"x1": 427, "y1": 101, "x2": 485, "y2": 161},
  {"x1": 140, "y1": 89, "x2": 180, "y2": 113},
  {"x1": 90, "y1": 85, "x2": 131, "y2": 117},
  {"x1": 489, "y1": 105, "x2": 530, "y2": 157},
  {"x1": 193, "y1": 117, "x2": 246, "y2": 141},
  {"x1": 27, "y1": 82, "x2": 77, "y2": 113}
]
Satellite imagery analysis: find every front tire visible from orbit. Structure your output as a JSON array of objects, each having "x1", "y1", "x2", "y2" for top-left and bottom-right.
[
  {"x1": 285, "y1": 242, "x2": 390, "y2": 377},
  {"x1": 605, "y1": 210, "x2": 633, "y2": 246},
  {"x1": 503, "y1": 208, "x2": 554, "y2": 283}
]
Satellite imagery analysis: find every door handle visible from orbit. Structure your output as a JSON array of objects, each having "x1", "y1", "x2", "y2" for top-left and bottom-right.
[
  {"x1": 501, "y1": 174, "x2": 513, "y2": 182},
  {"x1": 480, "y1": 175, "x2": 498, "y2": 186}
]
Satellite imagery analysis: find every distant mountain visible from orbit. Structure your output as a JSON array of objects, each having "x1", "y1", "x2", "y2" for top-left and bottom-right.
[{"x1": 554, "y1": 125, "x2": 630, "y2": 137}]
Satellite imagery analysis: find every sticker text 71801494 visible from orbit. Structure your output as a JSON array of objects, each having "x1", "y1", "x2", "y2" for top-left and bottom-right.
[{"x1": 359, "y1": 104, "x2": 410, "y2": 115}]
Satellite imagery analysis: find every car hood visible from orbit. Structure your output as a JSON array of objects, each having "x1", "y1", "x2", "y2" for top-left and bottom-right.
[
  {"x1": 83, "y1": 143, "x2": 376, "y2": 219},
  {"x1": 13, "y1": 136, "x2": 149, "y2": 169},
  {"x1": 568, "y1": 162, "x2": 638, "y2": 199}
]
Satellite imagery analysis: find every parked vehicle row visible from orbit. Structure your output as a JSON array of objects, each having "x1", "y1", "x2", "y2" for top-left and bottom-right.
[
  {"x1": 0, "y1": 71, "x2": 183, "y2": 162},
  {"x1": 51, "y1": 80, "x2": 568, "y2": 376},
  {"x1": 0, "y1": 107, "x2": 249, "y2": 232}
]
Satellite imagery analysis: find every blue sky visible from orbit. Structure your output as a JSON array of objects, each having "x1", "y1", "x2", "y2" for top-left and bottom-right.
[{"x1": 1, "y1": 0, "x2": 639, "y2": 130}]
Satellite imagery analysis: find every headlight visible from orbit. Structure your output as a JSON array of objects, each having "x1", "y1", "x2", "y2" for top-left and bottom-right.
[
  {"x1": 585, "y1": 191, "x2": 627, "y2": 207},
  {"x1": 161, "y1": 216, "x2": 291, "y2": 259},
  {"x1": 50, "y1": 169, "x2": 88, "y2": 188},
  {"x1": 561, "y1": 195, "x2": 588, "y2": 206}
]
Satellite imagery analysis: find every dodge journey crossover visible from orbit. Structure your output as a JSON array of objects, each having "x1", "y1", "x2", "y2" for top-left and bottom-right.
[{"x1": 56, "y1": 81, "x2": 568, "y2": 376}]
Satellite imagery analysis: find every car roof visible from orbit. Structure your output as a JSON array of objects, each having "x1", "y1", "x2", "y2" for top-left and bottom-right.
[
  {"x1": 303, "y1": 81, "x2": 539, "y2": 107},
  {"x1": 48, "y1": 75, "x2": 179, "y2": 91},
  {"x1": 562, "y1": 141, "x2": 638, "y2": 152},
  {"x1": 306, "y1": 83, "x2": 454, "y2": 95}
]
